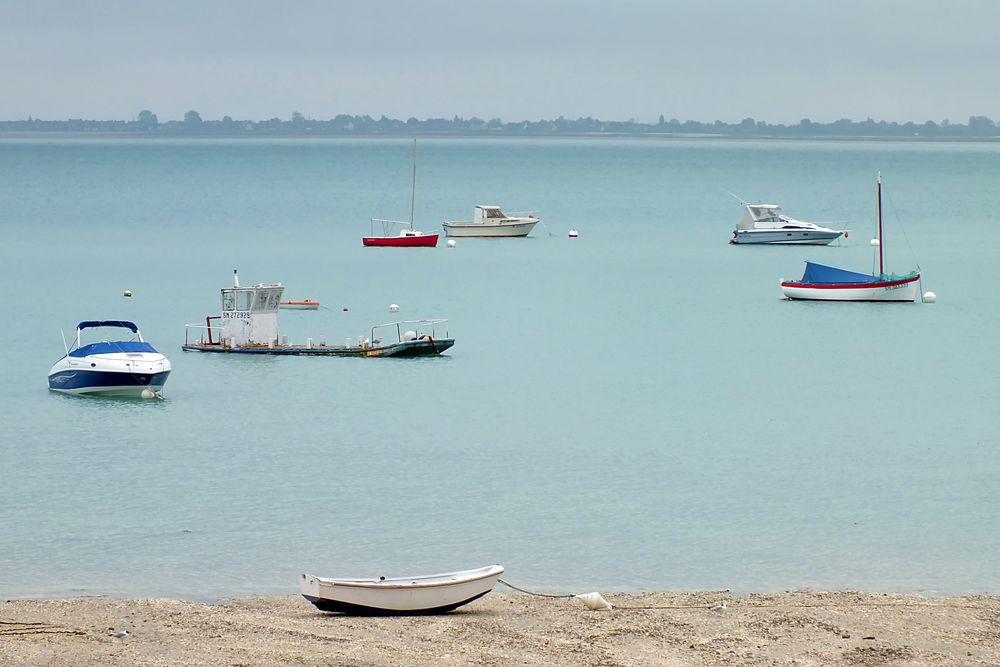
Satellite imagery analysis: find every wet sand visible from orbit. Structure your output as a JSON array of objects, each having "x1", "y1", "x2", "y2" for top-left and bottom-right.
[{"x1": 2, "y1": 590, "x2": 998, "y2": 666}]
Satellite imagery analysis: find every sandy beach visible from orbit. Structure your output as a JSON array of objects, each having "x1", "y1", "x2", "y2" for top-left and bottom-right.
[{"x1": 2, "y1": 590, "x2": 997, "y2": 666}]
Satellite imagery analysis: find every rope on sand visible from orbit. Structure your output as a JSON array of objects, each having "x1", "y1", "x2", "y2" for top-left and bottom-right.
[
  {"x1": 614, "y1": 603, "x2": 721, "y2": 610},
  {"x1": 498, "y1": 578, "x2": 575, "y2": 598},
  {"x1": 497, "y1": 579, "x2": 725, "y2": 612},
  {"x1": 497, "y1": 585, "x2": 995, "y2": 613}
]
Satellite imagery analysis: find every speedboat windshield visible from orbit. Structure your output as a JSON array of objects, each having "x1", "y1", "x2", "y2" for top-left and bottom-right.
[
  {"x1": 748, "y1": 205, "x2": 782, "y2": 222},
  {"x1": 77, "y1": 320, "x2": 139, "y2": 334},
  {"x1": 69, "y1": 320, "x2": 152, "y2": 356}
]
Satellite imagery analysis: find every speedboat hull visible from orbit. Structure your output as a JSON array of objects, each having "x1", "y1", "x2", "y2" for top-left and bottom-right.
[
  {"x1": 781, "y1": 274, "x2": 920, "y2": 301},
  {"x1": 47, "y1": 368, "x2": 171, "y2": 397},
  {"x1": 300, "y1": 565, "x2": 504, "y2": 615},
  {"x1": 732, "y1": 229, "x2": 843, "y2": 245},
  {"x1": 443, "y1": 219, "x2": 537, "y2": 238}
]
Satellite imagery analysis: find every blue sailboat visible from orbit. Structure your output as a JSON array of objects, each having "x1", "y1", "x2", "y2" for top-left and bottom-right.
[{"x1": 780, "y1": 175, "x2": 920, "y2": 302}]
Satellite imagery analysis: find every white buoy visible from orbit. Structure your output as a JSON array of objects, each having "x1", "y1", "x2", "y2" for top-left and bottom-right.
[
  {"x1": 923, "y1": 291, "x2": 937, "y2": 303},
  {"x1": 576, "y1": 592, "x2": 612, "y2": 611},
  {"x1": 389, "y1": 303, "x2": 399, "y2": 313},
  {"x1": 123, "y1": 290, "x2": 133, "y2": 297},
  {"x1": 447, "y1": 239, "x2": 456, "y2": 247},
  {"x1": 568, "y1": 229, "x2": 579, "y2": 238},
  {"x1": 870, "y1": 238, "x2": 880, "y2": 247},
  {"x1": 140, "y1": 388, "x2": 155, "y2": 400}
]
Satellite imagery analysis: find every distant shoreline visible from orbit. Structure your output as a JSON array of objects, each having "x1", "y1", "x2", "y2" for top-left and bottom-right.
[
  {"x1": 1, "y1": 130, "x2": 998, "y2": 143},
  {"x1": 3, "y1": 111, "x2": 999, "y2": 141}
]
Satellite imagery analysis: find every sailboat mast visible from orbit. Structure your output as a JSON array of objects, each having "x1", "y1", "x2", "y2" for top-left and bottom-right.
[
  {"x1": 409, "y1": 139, "x2": 416, "y2": 230},
  {"x1": 876, "y1": 173, "x2": 884, "y2": 276}
]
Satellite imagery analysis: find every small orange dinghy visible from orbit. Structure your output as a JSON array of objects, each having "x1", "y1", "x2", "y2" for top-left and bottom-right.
[{"x1": 279, "y1": 300, "x2": 320, "y2": 310}]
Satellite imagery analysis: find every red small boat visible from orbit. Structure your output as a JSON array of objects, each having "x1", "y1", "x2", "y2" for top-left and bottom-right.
[
  {"x1": 279, "y1": 300, "x2": 321, "y2": 310},
  {"x1": 364, "y1": 140, "x2": 437, "y2": 248},
  {"x1": 363, "y1": 226, "x2": 438, "y2": 247}
]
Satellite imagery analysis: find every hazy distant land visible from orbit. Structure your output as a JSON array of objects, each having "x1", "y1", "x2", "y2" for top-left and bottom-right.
[{"x1": 2, "y1": 110, "x2": 999, "y2": 139}]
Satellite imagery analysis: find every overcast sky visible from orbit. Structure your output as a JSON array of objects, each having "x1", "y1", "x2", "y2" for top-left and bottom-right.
[{"x1": 2, "y1": 0, "x2": 996, "y2": 124}]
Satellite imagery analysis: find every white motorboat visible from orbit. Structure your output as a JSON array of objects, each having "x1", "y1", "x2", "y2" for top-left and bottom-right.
[
  {"x1": 47, "y1": 320, "x2": 171, "y2": 398},
  {"x1": 300, "y1": 564, "x2": 504, "y2": 614},
  {"x1": 731, "y1": 203, "x2": 844, "y2": 245},
  {"x1": 443, "y1": 206, "x2": 538, "y2": 238}
]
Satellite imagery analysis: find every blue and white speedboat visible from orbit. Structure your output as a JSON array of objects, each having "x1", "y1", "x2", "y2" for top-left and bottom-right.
[
  {"x1": 731, "y1": 203, "x2": 844, "y2": 245},
  {"x1": 48, "y1": 320, "x2": 171, "y2": 398}
]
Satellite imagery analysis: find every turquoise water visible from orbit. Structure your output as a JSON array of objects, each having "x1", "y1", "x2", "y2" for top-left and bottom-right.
[{"x1": 2, "y1": 136, "x2": 998, "y2": 601}]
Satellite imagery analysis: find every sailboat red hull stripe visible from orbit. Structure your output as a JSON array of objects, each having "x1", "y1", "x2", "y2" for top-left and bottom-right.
[{"x1": 781, "y1": 275, "x2": 919, "y2": 290}]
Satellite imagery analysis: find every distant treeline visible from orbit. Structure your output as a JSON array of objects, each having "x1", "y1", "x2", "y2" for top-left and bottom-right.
[{"x1": 2, "y1": 110, "x2": 999, "y2": 139}]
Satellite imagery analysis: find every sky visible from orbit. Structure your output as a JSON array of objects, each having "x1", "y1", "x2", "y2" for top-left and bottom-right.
[{"x1": 2, "y1": 0, "x2": 997, "y2": 125}]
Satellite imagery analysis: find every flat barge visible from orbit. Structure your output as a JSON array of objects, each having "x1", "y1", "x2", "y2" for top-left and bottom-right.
[{"x1": 183, "y1": 271, "x2": 453, "y2": 358}]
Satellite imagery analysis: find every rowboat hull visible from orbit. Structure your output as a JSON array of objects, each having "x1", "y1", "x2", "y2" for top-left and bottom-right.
[
  {"x1": 300, "y1": 565, "x2": 504, "y2": 615},
  {"x1": 279, "y1": 301, "x2": 320, "y2": 310},
  {"x1": 781, "y1": 274, "x2": 920, "y2": 301}
]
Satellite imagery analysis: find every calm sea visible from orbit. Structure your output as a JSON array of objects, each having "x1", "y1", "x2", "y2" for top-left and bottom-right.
[{"x1": 1, "y1": 136, "x2": 998, "y2": 601}]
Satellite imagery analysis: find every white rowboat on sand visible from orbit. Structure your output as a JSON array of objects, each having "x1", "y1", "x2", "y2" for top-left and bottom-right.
[{"x1": 300, "y1": 564, "x2": 504, "y2": 614}]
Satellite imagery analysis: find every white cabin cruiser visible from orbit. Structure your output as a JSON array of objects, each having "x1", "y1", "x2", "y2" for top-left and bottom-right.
[
  {"x1": 48, "y1": 320, "x2": 171, "y2": 398},
  {"x1": 443, "y1": 205, "x2": 539, "y2": 238},
  {"x1": 731, "y1": 203, "x2": 844, "y2": 245}
]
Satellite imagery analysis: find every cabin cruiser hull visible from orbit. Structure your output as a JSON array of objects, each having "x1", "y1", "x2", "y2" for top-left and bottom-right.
[
  {"x1": 300, "y1": 565, "x2": 504, "y2": 615},
  {"x1": 732, "y1": 229, "x2": 843, "y2": 245},
  {"x1": 443, "y1": 220, "x2": 537, "y2": 238},
  {"x1": 781, "y1": 274, "x2": 920, "y2": 301}
]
